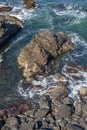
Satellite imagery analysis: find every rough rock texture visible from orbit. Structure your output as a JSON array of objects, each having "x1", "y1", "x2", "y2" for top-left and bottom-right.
[
  {"x1": 0, "y1": 6, "x2": 12, "y2": 12},
  {"x1": 0, "y1": 15, "x2": 23, "y2": 46},
  {"x1": 23, "y1": 0, "x2": 36, "y2": 9},
  {"x1": 17, "y1": 30, "x2": 75, "y2": 81},
  {"x1": 1, "y1": 86, "x2": 87, "y2": 130}
]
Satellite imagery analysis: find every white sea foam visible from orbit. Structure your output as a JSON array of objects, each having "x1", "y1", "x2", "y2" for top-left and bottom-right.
[
  {"x1": 62, "y1": 65, "x2": 87, "y2": 101},
  {"x1": 70, "y1": 33, "x2": 87, "y2": 58},
  {"x1": 53, "y1": 4, "x2": 87, "y2": 25},
  {"x1": 0, "y1": 3, "x2": 37, "y2": 21},
  {"x1": 9, "y1": 7, "x2": 37, "y2": 21},
  {"x1": 53, "y1": 4, "x2": 87, "y2": 18},
  {"x1": 17, "y1": 75, "x2": 57, "y2": 98},
  {"x1": 17, "y1": 33, "x2": 87, "y2": 101}
]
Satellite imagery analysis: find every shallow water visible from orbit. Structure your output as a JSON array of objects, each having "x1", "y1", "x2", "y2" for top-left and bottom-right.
[{"x1": 0, "y1": 0, "x2": 87, "y2": 103}]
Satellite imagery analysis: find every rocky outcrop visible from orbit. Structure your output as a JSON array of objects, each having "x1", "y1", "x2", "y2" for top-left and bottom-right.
[
  {"x1": 23, "y1": 0, "x2": 36, "y2": 9},
  {"x1": 0, "y1": 15, "x2": 23, "y2": 46},
  {"x1": 0, "y1": 6, "x2": 12, "y2": 12},
  {"x1": 17, "y1": 30, "x2": 75, "y2": 81}
]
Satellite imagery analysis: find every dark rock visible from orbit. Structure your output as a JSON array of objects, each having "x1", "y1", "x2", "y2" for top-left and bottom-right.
[
  {"x1": 0, "y1": 15, "x2": 23, "y2": 46},
  {"x1": 23, "y1": 0, "x2": 36, "y2": 9},
  {"x1": 17, "y1": 30, "x2": 75, "y2": 81},
  {"x1": 0, "y1": 6, "x2": 12, "y2": 12},
  {"x1": 33, "y1": 119, "x2": 51, "y2": 129},
  {"x1": 0, "y1": 120, "x2": 5, "y2": 129}
]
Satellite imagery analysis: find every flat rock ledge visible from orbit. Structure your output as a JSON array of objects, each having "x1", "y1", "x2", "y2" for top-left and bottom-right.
[
  {"x1": 0, "y1": 15, "x2": 23, "y2": 46},
  {"x1": 17, "y1": 30, "x2": 75, "y2": 81}
]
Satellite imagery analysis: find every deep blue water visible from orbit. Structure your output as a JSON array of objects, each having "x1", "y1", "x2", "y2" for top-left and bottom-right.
[{"x1": 0, "y1": 0, "x2": 87, "y2": 103}]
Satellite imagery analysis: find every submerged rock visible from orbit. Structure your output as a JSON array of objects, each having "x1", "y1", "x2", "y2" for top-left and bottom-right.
[
  {"x1": 0, "y1": 15, "x2": 23, "y2": 46},
  {"x1": 23, "y1": 0, "x2": 36, "y2": 9},
  {"x1": 17, "y1": 30, "x2": 75, "y2": 81},
  {"x1": 0, "y1": 6, "x2": 12, "y2": 12}
]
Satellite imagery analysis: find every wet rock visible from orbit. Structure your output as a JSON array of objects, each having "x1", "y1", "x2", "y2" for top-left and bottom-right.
[
  {"x1": 54, "y1": 73, "x2": 68, "y2": 81},
  {"x1": 23, "y1": 0, "x2": 36, "y2": 9},
  {"x1": 0, "y1": 6, "x2": 12, "y2": 12},
  {"x1": 17, "y1": 30, "x2": 75, "y2": 81},
  {"x1": 0, "y1": 15, "x2": 23, "y2": 46},
  {"x1": 22, "y1": 81, "x2": 33, "y2": 90},
  {"x1": 46, "y1": 85, "x2": 68, "y2": 100}
]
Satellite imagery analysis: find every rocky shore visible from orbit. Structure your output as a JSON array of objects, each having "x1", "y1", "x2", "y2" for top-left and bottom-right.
[
  {"x1": 0, "y1": 81, "x2": 87, "y2": 130},
  {"x1": 0, "y1": 0, "x2": 87, "y2": 130}
]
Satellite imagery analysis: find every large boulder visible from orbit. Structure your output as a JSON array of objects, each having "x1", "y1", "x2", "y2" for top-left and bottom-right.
[
  {"x1": 0, "y1": 15, "x2": 23, "y2": 46},
  {"x1": 0, "y1": 6, "x2": 12, "y2": 12},
  {"x1": 17, "y1": 30, "x2": 75, "y2": 81},
  {"x1": 23, "y1": 0, "x2": 36, "y2": 9}
]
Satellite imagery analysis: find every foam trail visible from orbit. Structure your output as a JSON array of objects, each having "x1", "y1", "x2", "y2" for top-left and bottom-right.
[
  {"x1": 17, "y1": 75, "x2": 58, "y2": 98},
  {"x1": 62, "y1": 65, "x2": 87, "y2": 101},
  {"x1": 53, "y1": 4, "x2": 87, "y2": 25}
]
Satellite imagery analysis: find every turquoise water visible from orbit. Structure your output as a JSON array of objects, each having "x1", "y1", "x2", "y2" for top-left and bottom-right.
[{"x1": 0, "y1": 0, "x2": 87, "y2": 103}]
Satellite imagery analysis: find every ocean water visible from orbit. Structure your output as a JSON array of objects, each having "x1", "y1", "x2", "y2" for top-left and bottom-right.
[{"x1": 0, "y1": 0, "x2": 87, "y2": 104}]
